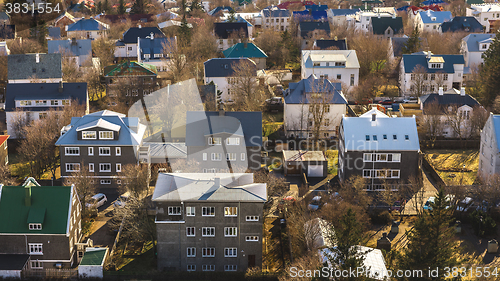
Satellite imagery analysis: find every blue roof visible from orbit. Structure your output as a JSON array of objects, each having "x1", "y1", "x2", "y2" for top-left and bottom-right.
[
  {"x1": 421, "y1": 0, "x2": 445, "y2": 5},
  {"x1": 122, "y1": 26, "x2": 165, "y2": 44},
  {"x1": 402, "y1": 53, "x2": 464, "y2": 74},
  {"x1": 418, "y1": 10, "x2": 452, "y2": 24},
  {"x1": 284, "y1": 75, "x2": 346, "y2": 105},
  {"x1": 67, "y1": 18, "x2": 108, "y2": 31},
  {"x1": 261, "y1": 8, "x2": 290, "y2": 17},
  {"x1": 204, "y1": 58, "x2": 256, "y2": 78},
  {"x1": 441, "y1": 16, "x2": 483, "y2": 33},
  {"x1": 208, "y1": 6, "x2": 234, "y2": 16},
  {"x1": 138, "y1": 37, "x2": 175, "y2": 60},
  {"x1": 305, "y1": 4, "x2": 328, "y2": 11},
  {"x1": 397, "y1": 6, "x2": 409, "y2": 12},
  {"x1": 330, "y1": 9, "x2": 358, "y2": 16},
  {"x1": 222, "y1": 43, "x2": 267, "y2": 58},
  {"x1": 48, "y1": 39, "x2": 92, "y2": 64},
  {"x1": 48, "y1": 26, "x2": 61, "y2": 39},
  {"x1": 293, "y1": 10, "x2": 328, "y2": 21},
  {"x1": 225, "y1": 15, "x2": 253, "y2": 27},
  {"x1": 463, "y1": 33, "x2": 496, "y2": 52}
]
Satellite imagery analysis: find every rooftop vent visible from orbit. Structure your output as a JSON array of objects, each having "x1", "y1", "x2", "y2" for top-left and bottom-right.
[
  {"x1": 460, "y1": 87, "x2": 466, "y2": 96},
  {"x1": 438, "y1": 87, "x2": 444, "y2": 95}
]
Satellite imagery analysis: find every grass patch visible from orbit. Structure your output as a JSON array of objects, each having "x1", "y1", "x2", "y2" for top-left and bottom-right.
[
  {"x1": 326, "y1": 150, "x2": 338, "y2": 175},
  {"x1": 263, "y1": 122, "x2": 282, "y2": 138},
  {"x1": 425, "y1": 149, "x2": 479, "y2": 185},
  {"x1": 113, "y1": 240, "x2": 156, "y2": 272},
  {"x1": 9, "y1": 152, "x2": 60, "y2": 181}
]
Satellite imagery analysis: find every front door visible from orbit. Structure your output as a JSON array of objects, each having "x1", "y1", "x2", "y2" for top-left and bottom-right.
[{"x1": 248, "y1": 255, "x2": 256, "y2": 268}]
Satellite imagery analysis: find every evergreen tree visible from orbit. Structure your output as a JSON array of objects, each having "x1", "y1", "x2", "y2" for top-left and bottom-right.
[
  {"x1": 402, "y1": 26, "x2": 421, "y2": 54},
  {"x1": 131, "y1": 0, "x2": 146, "y2": 14},
  {"x1": 118, "y1": 0, "x2": 126, "y2": 14},
  {"x1": 178, "y1": 18, "x2": 192, "y2": 45},
  {"x1": 96, "y1": 1, "x2": 102, "y2": 13},
  {"x1": 480, "y1": 30, "x2": 500, "y2": 106},
  {"x1": 399, "y1": 189, "x2": 459, "y2": 280},
  {"x1": 103, "y1": 0, "x2": 109, "y2": 13},
  {"x1": 190, "y1": 0, "x2": 203, "y2": 13}
]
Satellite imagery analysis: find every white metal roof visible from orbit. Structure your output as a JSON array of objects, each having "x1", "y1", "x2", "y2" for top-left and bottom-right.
[
  {"x1": 310, "y1": 54, "x2": 347, "y2": 62},
  {"x1": 76, "y1": 118, "x2": 121, "y2": 132}
]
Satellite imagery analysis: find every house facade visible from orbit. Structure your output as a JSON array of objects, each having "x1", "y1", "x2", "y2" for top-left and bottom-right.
[
  {"x1": 283, "y1": 150, "x2": 328, "y2": 177},
  {"x1": 327, "y1": 9, "x2": 357, "y2": 27},
  {"x1": 478, "y1": 114, "x2": 500, "y2": 180},
  {"x1": 66, "y1": 18, "x2": 109, "y2": 40},
  {"x1": 214, "y1": 22, "x2": 248, "y2": 51},
  {"x1": 414, "y1": 10, "x2": 452, "y2": 33},
  {"x1": 0, "y1": 178, "x2": 82, "y2": 273},
  {"x1": 284, "y1": 74, "x2": 347, "y2": 139},
  {"x1": 261, "y1": 7, "x2": 291, "y2": 31},
  {"x1": 55, "y1": 110, "x2": 148, "y2": 188},
  {"x1": 301, "y1": 50, "x2": 359, "y2": 92},
  {"x1": 8, "y1": 53, "x2": 62, "y2": 83},
  {"x1": 137, "y1": 37, "x2": 177, "y2": 72},
  {"x1": 185, "y1": 111, "x2": 262, "y2": 172},
  {"x1": 153, "y1": 173, "x2": 267, "y2": 272},
  {"x1": 466, "y1": 3, "x2": 500, "y2": 33},
  {"x1": 298, "y1": 21, "x2": 330, "y2": 49},
  {"x1": 338, "y1": 108, "x2": 421, "y2": 190},
  {"x1": 0, "y1": 135, "x2": 9, "y2": 165},
  {"x1": 355, "y1": 9, "x2": 397, "y2": 33},
  {"x1": 460, "y1": 33, "x2": 496, "y2": 73},
  {"x1": 114, "y1": 26, "x2": 166, "y2": 59}
]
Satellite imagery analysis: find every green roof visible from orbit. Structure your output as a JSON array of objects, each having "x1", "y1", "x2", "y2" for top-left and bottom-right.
[
  {"x1": 223, "y1": 43, "x2": 268, "y2": 59},
  {"x1": 103, "y1": 61, "x2": 157, "y2": 77},
  {"x1": 80, "y1": 248, "x2": 107, "y2": 266},
  {"x1": 0, "y1": 185, "x2": 72, "y2": 234},
  {"x1": 466, "y1": 0, "x2": 484, "y2": 4}
]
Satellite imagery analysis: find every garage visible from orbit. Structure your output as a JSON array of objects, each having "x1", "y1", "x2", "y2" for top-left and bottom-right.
[
  {"x1": 282, "y1": 150, "x2": 328, "y2": 177},
  {"x1": 308, "y1": 165, "x2": 324, "y2": 177}
]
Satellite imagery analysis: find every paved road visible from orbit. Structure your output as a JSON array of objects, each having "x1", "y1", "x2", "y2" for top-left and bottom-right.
[
  {"x1": 403, "y1": 169, "x2": 439, "y2": 215},
  {"x1": 87, "y1": 189, "x2": 123, "y2": 248}
]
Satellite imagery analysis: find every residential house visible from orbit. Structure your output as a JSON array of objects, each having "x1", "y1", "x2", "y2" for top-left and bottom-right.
[
  {"x1": 55, "y1": 110, "x2": 148, "y2": 188},
  {"x1": 0, "y1": 11, "x2": 10, "y2": 25},
  {"x1": 460, "y1": 33, "x2": 496, "y2": 74},
  {"x1": 48, "y1": 27, "x2": 61, "y2": 40},
  {"x1": 441, "y1": 16, "x2": 483, "y2": 33},
  {"x1": 48, "y1": 38, "x2": 92, "y2": 67},
  {"x1": 419, "y1": 88, "x2": 481, "y2": 138},
  {"x1": 399, "y1": 51, "x2": 465, "y2": 96},
  {"x1": 153, "y1": 172, "x2": 267, "y2": 272},
  {"x1": 283, "y1": 150, "x2": 328, "y2": 177},
  {"x1": 53, "y1": 12, "x2": 77, "y2": 36},
  {"x1": 277, "y1": 1, "x2": 315, "y2": 9},
  {"x1": 284, "y1": 74, "x2": 348, "y2": 139},
  {"x1": 0, "y1": 135, "x2": 9, "y2": 165},
  {"x1": 98, "y1": 14, "x2": 154, "y2": 24},
  {"x1": 203, "y1": 58, "x2": 257, "y2": 102},
  {"x1": 466, "y1": 3, "x2": 500, "y2": 32},
  {"x1": 208, "y1": 6, "x2": 234, "y2": 16},
  {"x1": 261, "y1": 6, "x2": 291, "y2": 31},
  {"x1": 8, "y1": 53, "x2": 62, "y2": 83},
  {"x1": 414, "y1": 10, "x2": 452, "y2": 33},
  {"x1": 115, "y1": 26, "x2": 166, "y2": 59},
  {"x1": 137, "y1": 36, "x2": 177, "y2": 73},
  {"x1": 293, "y1": 9, "x2": 328, "y2": 23},
  {"x1": 0, "y1": 41, "x2": 9, "y2": 55},
  {"x1": 103, "y1": 61, "x2": 158, "y2": 107},
  {"x1": 371, "y1": 16, "x2": 404, "y2": 38},
  {"x1": 299, "y1": 21, "x2": 331, "y2": 49},
  {"x1": 388, "y1": 37, "x2": 426, "y2": 62},
  {"x1": 185, "y1": 110, "x2": 262, "y2": 172},
  {"x1": 66, "y1": 18, "x2": 109, "y2": 40},
  {"x1": 224, "y1": 15, "x2": 254, "y2": 37},
  {"x1": 478, "y1": 114, "x2": 500, "y2": 180},
  {"x1": 0, "y1": 178, "x2": 82, "y2": 273},
  {"x1": 338, "y1": 108, "x2": 420, "y2": 190},
  {"x1": 5, "y1": 82, "x2": 89, "y2": 138},
  {"x1": 354, "y1": 9, "x2": 397, "y2": 33},
  {"x1": 312, "y1": 38, "x2": 347, "y2": 50},
  {"x1": 327, "y1": 9, "x2": 358, "y2": 26},
  {"x1": 0, "y1": 24, "x2": 15, "y2": 39},
  {"x1": 301, "y1": 50, "x2": 360, "y2": 91},
  {"x1": 214, "y1": 22, "x2": 249, "y2": 51},
  {"x1": 223, "y1": 42, "x2": 267, "y2": 70}
]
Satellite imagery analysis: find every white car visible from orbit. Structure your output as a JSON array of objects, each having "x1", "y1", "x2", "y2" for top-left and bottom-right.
[
  {"x1": 308, "y1": 196, "x2": 322, "y2": 211},
  {"x1": 113, "y1": 193, "x2": 129, "y2": 208},
  {"x1": 457, "y1": 197, "x2": 474, "y2": 212},
  {"x1": 86, "y1": 193, "x2": 107, "y2": 209}
]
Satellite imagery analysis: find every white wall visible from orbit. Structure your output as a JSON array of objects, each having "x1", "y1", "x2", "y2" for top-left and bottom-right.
[
  {"x1": 114, "y1": 43, "x2": 137, "y2": 58},
  {"x1": 284, "y1": 103, "x2": 346, "y2": 138},
  {"x1": 8, "y1": 78, "x2": 62, "y2": 84},
  {"x1": 78, "y1": 265, "x2": 103, "y2": 278},
  {"x1": 205, "y1": 77, "x2": 230, "y2": 101},
  {"x1": 67, "y1": 30, "x2": 105, "y2": 40},
  {"x1": 479, "y1": 115, "x2": 500, "y2": 180},
  {"x1": 0, "y1": 270, "x2": 22, "y2": 278}
]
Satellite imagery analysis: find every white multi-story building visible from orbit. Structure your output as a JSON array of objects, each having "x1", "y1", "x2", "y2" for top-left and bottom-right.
[
  {"x1": 479, "y1": 114, "x2": 500, "y2": 180},
  {"x1": 204, "y1": 58, "x2": 256, "y2": 102},
  {"x1": 66, "y1": 18, "x2": 109, "y2": 40},
  {"x1": 354, "y1": 7, "x2": 397, "y2": 32},
  {"x1": 261, "y1": 6, "x2": 291, "y2": 31},
  {"x1": 466, "y1": 3, "x2": 500, "y2": 32},
  {"x1": 460, "y1": 33, "x2": 496, "y2": 74},
  {"x1": 414, "y1": 10, "x2": 452, "y2": 33}
]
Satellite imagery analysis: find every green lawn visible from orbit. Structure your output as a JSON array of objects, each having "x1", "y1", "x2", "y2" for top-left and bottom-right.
[
  {"x1": 425, "y1": 149, "x2": 479, "y2": 185},
  {"x1": 326, "y1": 150, "x2": 338, "y2": 175}
]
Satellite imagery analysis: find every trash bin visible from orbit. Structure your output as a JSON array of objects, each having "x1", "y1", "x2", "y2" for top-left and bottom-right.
[
  {"x1": 391, "y1": 220, "x2": 399, "y2": 234},
  {"x1": 488, "y1": 239, "x2": 498, "y2": 254},
  {"x1": 377, "y1": 233, "x2": 391, "y2": 251},
  {"x1": 455, "y1": 220, "x2": 461, "y2": 234}
]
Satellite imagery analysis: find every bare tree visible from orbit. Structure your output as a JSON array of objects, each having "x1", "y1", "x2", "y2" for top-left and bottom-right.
[
  {"x1": 469, "y1": 106, "x2": 489, "y2": 139},
  {"x1": 92, "y1": 38, "x2": 115, "y2": 73},
  {"x1": 410, "y1": 64, "x2": 429, "y2": 97},
  {"x1": 307, "y1": 79, "x2": 335, "y2": 144},
  {"x1": 64, "y1": 161, "x2": 97, "y2": 219},
  {"x1": 338, "y1": 175, "x2": 371, "y2": 210},
  {"x1": 0, "y1": 165, "x2": 17, "y2": 186},
  {"x1": 445, "y1": 104, "x2": 467, "y2": 140},
  {"x1": 254, "y1": 169, "x2": 289, "y2": 198},
  {"x1": 162, "y1": 38, "x2": 191, "y2": 83},
  {"x1": 420, "y1": 101, "x2": 444, "y2": 146},
  {"x1": 228, "y1": 59, "x2": 269, "y2": 111},
  {"x1": 120, "y1": 164, "x2": 151, "y2": 198}
]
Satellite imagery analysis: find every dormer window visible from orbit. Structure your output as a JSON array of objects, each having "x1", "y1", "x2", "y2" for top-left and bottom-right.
[
  {"x1": 99, "y1": 131, "x2": 114, "y2": 139},
  {"x1": 430, "y1": 63, "x2": 442, "y2": 69},
  {"x1": 313, "y1": 62, "x2": 320, "y2": 67},
  {"x1": 82, "y1": 131, "x2": 96, "y2": 139},
  {"x1": 482, "y1": 44, "x2": 488, "y2": 50},
  {"x1": 208, "y1": 137, "x2": 222, "y2": 145},
  {"x1": 29, "y1": 223, "x2": 42, "y2": 230}
]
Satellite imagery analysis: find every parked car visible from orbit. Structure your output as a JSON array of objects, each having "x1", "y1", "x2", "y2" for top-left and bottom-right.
[
  {"x1": 378, "y1": 99, "x2": 392, "y2": 105},
  {"x1": 423, "y1": 197, "x2": 435, "y2": 210},
  {"x1": 456, "y1": 197, "x2": 474, "y2": 212},
  {"x1": 391, "y1": 200, "x2": 405, "y2": 212},
  {"x1": 113, "y1": 193, "x2": 130, "y2": 208},
  {"x1": 86, "y1": 193, "x2": 107, "y2": 209},
  {"x1": 308, "y1": 196, "x2": 322, "y2": 211},
  {"x1": 266, "y1": 97, "x2": 283, "y2": 105}
]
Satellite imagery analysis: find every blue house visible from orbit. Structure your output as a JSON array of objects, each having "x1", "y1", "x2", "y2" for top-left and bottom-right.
[
  {"x1": 441, "y1": 17, "x2": 483, "y2": 33},
  {"x1": 66, "y1": 18, "x2": 109, "y2": 40}
]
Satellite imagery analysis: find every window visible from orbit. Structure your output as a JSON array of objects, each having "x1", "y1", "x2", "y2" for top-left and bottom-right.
[
  {"x1": 99, "y1": 147, "x2": 110, "y2": 156},
  {"x1": 100, "y1": 179, "x2": 111, "y2": 184},
  {"x1": 363, "y1": 153, "x2": 372, "y2": 162},
  {"x1": 337, "y1": 74, "x2": 341, "y2": 80},
  {"x1": 186, "y1": 227, "x2": 195, "y2": 236},
  {"x1": 350, "y1": 74, "x2": 355, "y2": 86},
  {"x1": 99, "y1": 131, "x2": 113, "y2": 139},
  {"x1": 324, "y1": 105, "x2": 330, "y2": 113},
  {"x1": 211, "y1": 153, "x2": 222, "y2": 161},
  {"x1": 116, "y1": 147, "x2": 121, "y2": 156},
  {"x1": 226, "y1": 153, "x2": 237, "y2": 161},
  {"x1": 366, "y1": 135, "x2": 370, "y2": 141},
  {"x1": 246, "y1": 216, "x2": 259, "y2": 221},
  {"x1": 202, "y1": 265, "x2": 215, "y2": 271},
  {"x1": 202, "y1": 207, "x2": 215, "y2": 216},
  {"x1": 82, "y1": 131, "x2": 96, "y2": 139},
  {"x1": 202, "y1": 248, "x2": 215, "y2": 257},
  {"x1": 65, "y1": 147, "x2": 79, "y2": 156},
  {"x1": 51, "y1": 100, "x2": 59, "y2": 106},
  {"x1": 39, "y1": 112, "x2": 47, "y2": 119},
  {"x1": 241, "y1": 153, "x2": 246, "y2": 161},
  {"x1": 117, "y1": 180, "x2": 121, "y2": 185},
  {"x1": 66, "y1": 163, "x2": 80, "y2": 172},
  {"x1": 443, "y1": 74, "x2": 448, "y2": 81},
  {"x1": 89, "y1": 163, "x2": 94, "y2": 172},
  {"x1": 29, "y1": 223, "x2": 42, "y2": 230},
  {"x1": 246, "y1": 236, "x2": 259, "y2": 242},
  {"x1": 29, "y1": 243, "x2": 43, "y2": 255},
  {"x1": 392, "y1": 153, "x2": 401, "y2": 162},
  {"x1": 187, "y1": 265, "x2": 196, "y2": 271},
  {"x1": 132, "y1": 89, "x2": 139, "y2": 96},
  {"x1": 391, "y1": 170, "x2": 400, "y2": 178},
  {"x1": 202, "y1": 153, "x2": 207, "y2": 161},
  {"x1": 405, "y1": 135, "x2": 409, "y2": 140},
  {"x1": 224, "y1": 248, "x2": 237, "y2": 257},
  {"x1": 313, "y1": 62, "x2": 320, "y2": 67},
  {"x1": 35, "y1": 100, "x2": 47, "y2": 106},
  {"x1": 20, "y1": 100, "x2": 32, "y2": 106},
  {"x1": 373, "y1": 135, "x2": 378, "y2": 141},
  {"x1": 225, "y1": 227, "x2": 237, "y2": 237},
  {"x1": 62, "y1": 99, "x2": 70, "y2": 106},
  {"x1": 225, "y1": 265, "x2": 237, "y2": 271},
  {"x1": 99, "y1": 163, "x2": 111, "y2": 172},
  {"x1": 226, "y1": 138, "x2": 240, "y2": 145},
  {"x1": 31, "y1": 261, "x2": 43, "y2": 269},
  {"x1": 393, "y1": 134, "x2": 397, "y2": 140},
  {"x1": 187, "y1": 248, "x2": 196, "y2": 257},
  {"x1": 224, "y1": 207, "x2": 237, "y2": 216},
  {"x1": 168, "y1": 206, "x2": 181, "y2": 215},
  {"x1": 411, "y1": 73, "x2": 415, "y2": 80},
  {"x1": 116, "y1": 163, "x2": 121, "y2": 172},
  {"x1": 430, "y1": 74, "x2": 435, "y2": 80},
  {"x1": 88, "y1": 147, "x2": 94, "y2": 156},
  {"x1": 202, "y1": 227, "x2": 215, "y2": 237},
  {"x1": 377, "y1": 154, "x2": 387, "y2": 161},
  {"x1": 363, "y1": 170, "x2": 372, "y2": 178},
  {"x1": 208, "y1": 137, "x2": 222, "y2": 145}
]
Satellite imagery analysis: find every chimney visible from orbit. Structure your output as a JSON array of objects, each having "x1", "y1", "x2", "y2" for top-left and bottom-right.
[
  {"x1": 438, "y1": 87, "x2": 443, "y2": 95},
  {"x1": 365, "y1": 2, "x2": 367, "y2": 10},
  {"x1": 214, "y1": 177, "x2": 220, "y2": 187},
  {"x1": 244, "y1": 41, "x2": 247, "y2": 48},
  {"x1": 219, "y1": 108, "x2": 225, "y2": 116},
  {"x1": 150, "y1": 32, "x2": 154, "y2": 40},
  {"x1": 35, "y1": 53, "x2": 40, "y2": 63},
  {"x1": 25, "y1": 185, "x2": 31, "y2": 206},
  {"x1": 59, "y1": 81, "x2": 63, "y2": 93},
  {"x1": 371, "y1": 113, "x2": 376, "y2": 126},
  {"x1": 460, "y1": 87, "x2": 466, "y2": 96},
  {"x1": 426, "y1": 51, "x2": 431, "y2": 59}
]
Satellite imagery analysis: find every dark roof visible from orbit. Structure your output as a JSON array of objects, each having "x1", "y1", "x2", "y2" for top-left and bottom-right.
[
  {"x1": 122, "y1": 26, "x2": 165, "y2": 44},
  {"x1": 284, "y1": 74, "x2": 346, "y2": 104},
  {"x1": 198, "y1": 84, "x2": 217, "y2": 101},
  {"x1": 299, "y1": 21, "x2": 330, "y2": 38},
  {"x1": 277, "y1": 1, "x2": 315, "y2": 9},
  {"x1": 390, "y1": 37, "x2": 426, "y2": 57},
  {"x1": 208, "y1": 6, "x2": 234, "y2": 16},
  {"x1": 5, "y1": 82, "x2": 88, "y2": 112},
  {"x1": 0, "y1": 24, "x2": 15, "y2": 39},
  {"x1": 261, "y1": 8, "x2": 290, "y2": 18},
  {"x1": 293, "y1": 10, "x2": 328, "y2": 22},
  {"x1": 99, "y1": 14, "x2": 153, "y2": 23},
  {"x1": 329, "y1": 9, "x2": 358, "y2": 16},
  {"x1": 67, "y1": 18, "x2": 108, "y2": 31},
  {"x1": 8, "y1": 53, "x2": 62, "y2": 80},
  {"x1": 0, "y1": 11, "x2": 10, "y2": 21},
  {"x1": 185, "y1": 111, "x2": 262, "y2": 147},
  {"x1": 138, "y1": 37, "x2": 175, "y2": 60},
  {"x1": 223, "y1": 42, "x2": 268, "y2": 58},
  {"x1": 314, "y1": 39, "x2": 347, "y2": 50},
  {"x1": 48, "y1": 26, "x2": 61, "y2": 39},
  {"x1": 441, "y1": 17, "x2": 484, "y2": 33},
  {"x1": 371, "y1": 17, "x2": 404, "y2": 35},
  {"x1": 48, "y1": 39, "x2": 92, "y2": 61},
  {"x1": 0, "y1": 254, "x2": 30, "y2": 270},
  {"x1": 214, "y1": 22, "x2": 248, "y2": 39},
  {"x1": 420, "y1": 93, "x2": 480, "y2": 111},
  {"x1": 204, "y1": 58, "x2": 256, "y2": 78},
  {"x1": 305, "y1": 4, "x2": 328, "y2": 11},
  {"x1": 402, "y1": 53, "x2": 465, "y2": 74}
]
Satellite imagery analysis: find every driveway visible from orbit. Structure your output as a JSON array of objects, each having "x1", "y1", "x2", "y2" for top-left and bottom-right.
[
  {"x1": 87, "y1": 190, "x2": 121, "y2": 248},
  {"x1": 403, "y1": 169, "x2": 439, "y2": 215}
]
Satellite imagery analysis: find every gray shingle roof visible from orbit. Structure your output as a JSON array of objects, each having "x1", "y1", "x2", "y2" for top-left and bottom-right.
[
  {"x1": 67, "y1": 18, "x2": 108, "y2": 31},
  {"x1": 214, "y1": 22, "x2": 248, "y2": 39},
  {"x1": 204, "y1": 58, "x2": 256, "y2": 78},
  {"x1": 463, "y1": 33, "x2": 496, "y2": 53},
  {"x1": 402, "y1": 53, "x2": 465, "y2": 74},
  {"x1": 441, "y1": 16, "x2": 483, "y2": 33},
  {"x1": 8, "y1": 53, "x2": 62, "y2": 80},
  {"x1": 185, "y1": 111, "x2": 262, "y2": 147},
  {"x1": 419, "y1": 93, "x2": 480, "y2": 111},
  {"x1": 48, "y1": 39, "x2": 92, "y2": 65},
  {"x1": 138, "y1": 37, "x2": 174, "y2": 60},
  {"x1": 122, "y1": 26, "x2": 165, "y2": 44},
  {"x1": 262, "y1": 8, "x2": 290, "y2": 17},
  {"x1": 299, "y1": 21, "x2": 330, "y2": 38},
  {"x1": 371, "y1": 17, "x2": 403, "y2": 35},
  {"x1": 284, "y1": 74, "x2": 346, "y2": 104}
]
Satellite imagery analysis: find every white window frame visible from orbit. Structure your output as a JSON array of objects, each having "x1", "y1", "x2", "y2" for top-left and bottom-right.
[
  {"x1": 65, "y1": 147, "x2": 80, "y2": 156},
  {"x1": 202, "y1": 207, "x2": 215, "y2": 216},
  {"x1": 392, "y1": 153, "x2": 401, "y2": 162},
  {"x1": 202, "y1": 227, "x2": 215, "y2": 237},
  {"x1": 224, "y1": 227, "x2": 237, "y2": 237},
  {"x1": 224, "y1": 248, "x2": 238, "y2": 257},
  {"x1": 116, "y1": 163, "x2": 121, "y2": 172},
  {"x1": 224, "y1": 207, "x2": 237, "y2": 217},
  {"x1": 100, "y1": 179, "x2": 111, "y2": 184},
  {"x1": 88, "y1": 147, "x2": 94, "y2": 156},
  {"x1": 99, "y1": 131, "x2": 114, "y2": 140},
  {"x1": 202, "y1": 264, "x2": 215, "y2": 271},
  {"x1": 99, "y1": 147, "x2": 111, "y2": 156},
  {"x1": 168, "y1": 206, "x2": 182, "y2": 215},
  {"x1": 31, "y1": 260, "x2": 43, "y2": 269},
  {"x1": 99, "y1": 163, "x2": 111, "y2": 172},
  {"x1": 187, "y1": 264, "x2": 196, "y2": 271},
  {"x1": 29, "y1": 243, "x2": 43, "y2": 255},
  {"x1": 66, "y1": 163, "x2": 80, "y2": 172},
  {"x1": 391, "y1": 170, "x2": 400, "y2": 179},
  {"x1": 116, "y1": 147, "x2": 121, "y2": 156},
  {"x1": 226, "y1": 138, "x2": 240, "y2": 145},
  {"x1": 208, "y1": 137, "x2": 222, "y2": 145},
  {"x1": 29, "y1": 223, "x2": 42, "y2": 230},
  {"x1": 202, "y1": 248, "x2": 215, "y2": 257},
  {"x1": 363, "y1": 153, "x2": 372, "y2": 162},
  {"x1": 187, "y1": 247, "x2": 196, "y2": 257},
  {"x1": 241, "y1": 153, "x2": 246, "y2": 161},
  {"x1": 224, "y1": 265, "x2": 237, "y2": 271},
  {"x1": 89, "y1": 163, "x2": 94, "y2": 172},
  {"x1": 186, "y1": 206, "x2": 195, "y2": 216},
  {"x1": 203, "y1": 153, "x2": 207, "y2": 161},
  {"x1": 246, "y1": 236, "x2": 259, "y2": 241},
  {"x1": 246, "y1": 216, "x2": 259, "y2": 221},
  {"x1": 363, "y1": 169, "x2": 372, "y2": 178},
  {"x1": 226, "y1": 153, "x2": 237, "y2": 161},
  {"x1": 211, "y1": 153, "x2": 222, "y2": 161},
  {"x1": 82, "y1": 131, "x2": 96, "y2": 139},
  {"x1": 186, "y1": 227, "x2": 195, "y2": 237}
]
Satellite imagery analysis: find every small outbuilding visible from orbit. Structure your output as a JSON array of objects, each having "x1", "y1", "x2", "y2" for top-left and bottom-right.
[
  {"x1": 283, "y1": 150, "x2": 328, "y2": 177},
  {"x1": 78, "y1": 248, "x2": 108, "y2": 279},
  {"x1": 0, "y1": 254, "x2": 30, "y2": 279}
]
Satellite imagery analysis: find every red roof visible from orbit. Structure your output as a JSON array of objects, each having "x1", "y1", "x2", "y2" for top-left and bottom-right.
[
  {"x1": 408, "y1": 4, "x2": 443, "y2": 15},
  {"x1": 277, "y1": 1, "x2": 315, "y2": 9},
  {"x1": 0, "y1": 135, "x2": 9, "y2": 146}
]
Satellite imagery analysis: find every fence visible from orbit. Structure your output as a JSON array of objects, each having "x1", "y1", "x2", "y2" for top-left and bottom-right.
[
  {"x1": 420, "y1": 139, "x2": 480, "y2": 149},
  {"x1": 24, "y1": 268, "x2": 78, "y2": 279},
  {"x1": 421, "y1": 156, "x2": 446, "y2": 187}
]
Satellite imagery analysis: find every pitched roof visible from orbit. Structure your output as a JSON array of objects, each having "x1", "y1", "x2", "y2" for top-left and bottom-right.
[
  {"x1": 441, "y1": 16, "x2": 483, "y2": 33},
  {"x1": 261, "y1": 8, "x2": 290, "y2": 18},
  {"x1": 313, "y1": 39, "x2": 347, "y2": 50},
  {"x1": 48, "y1": 26, "x2": 61, "y2": 39},
  {"x1": 204, "y1": 58, "x2": 256, "y2": 78},
  {"x1": 305, "y1": 4, "x2": 328, "y2": 11},
  {"x1": 371, "y1": 17, "x2": 404, "y2": 35},
  {"x1": 490, "y1": 115, "x2": 500, "y2": 152},
  {"x1": 80, "y1": 248, "x2": 108, "y2": 266},
  {"x1": 0, "y1": 184, "x2": 72, "y2": 234},
  {"x1": 185, "y1": 111, "x2": 262, "y2": 147},
  {"x1": 402, "y1": 53, "x2": 464, "y2": 74},
  {"x1": 0, "y1": 254, "x2": 30, "y2": 270},
  {"x1": 67, "y1": 18, "x2": 109, "y2": 31},
  {"x1": 55, "y1": 110, "x2": 147, "y2": 146},
  {"x1": 5, "y1": 83, "x2": 87, "y2": 112},
  {"x1": 419, "y1": 93, "x2": 480, "y2": 110},
  {"x1": 299, "y1": 21, "x2": 330, "y2": 38},
  {"x1": 8, "y1": 53, "x2": 62, "y2": 80},
  {"x1": 152, "y1": 173, "x2": 267, "y2": 202},
  {"x1": 283, "y1": 150, "x2": 327, "y2": 162},
  {"x1": 48, "y1": 39, "x2": 92, "y2": 60},
  {"x1": 277, "y1": 0, "x2": 315, "y2": 9},
  {"x1": 53, "y1": 12, "x2": 76, "y2": 25},
  {"x1": 144, "y1": 142, "x2": 187, "y2": 161},
  {"x1": 284, "y1": 74, "x2": 347, "y2": 105},
  {"x1": 341, "y1": 109, "x2": 420, "y2": 151},
  {"x1": 208, "y1": 6, "x2": 234, "y2": 16},
  {"x1": 121, "y1": 26, "x2": 165, "y2": 44},
  {"x1": 302, "y1": 50, "x2": 360, "y2": 68},
  {"x1": 104, "y1": 61, "x2": 157, "y2": 77},
  {"x1": 0, "y1": 24, "x2": 15, "y2": 39},
  {"x1": 293, "y1": 10, "x2": 328, "y2": 21},
  {"x1": 139, "y1": 37, "x2": 175, "y2": 59},
  {"x1": 329, "y1": 9, "x2": 358, "y2": 16},
  {"x1": 223, "y1": 42, "x2": 268, "y2": 58},
  {"x1": 418, "y1": 10, "x2": 452, "y2": 24},
  {"x1": 214, "y1": 22, "x2": 248, "y2": 39},
  {"x1": 0, "y1": 135, "x2": 9, "y2": 146},
  {"x1": 462, "y1": 33, "x2": 496, "y2": 52},
  {"x1": 0, "y1": 12, "x2": 10, "y2": 21}
]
